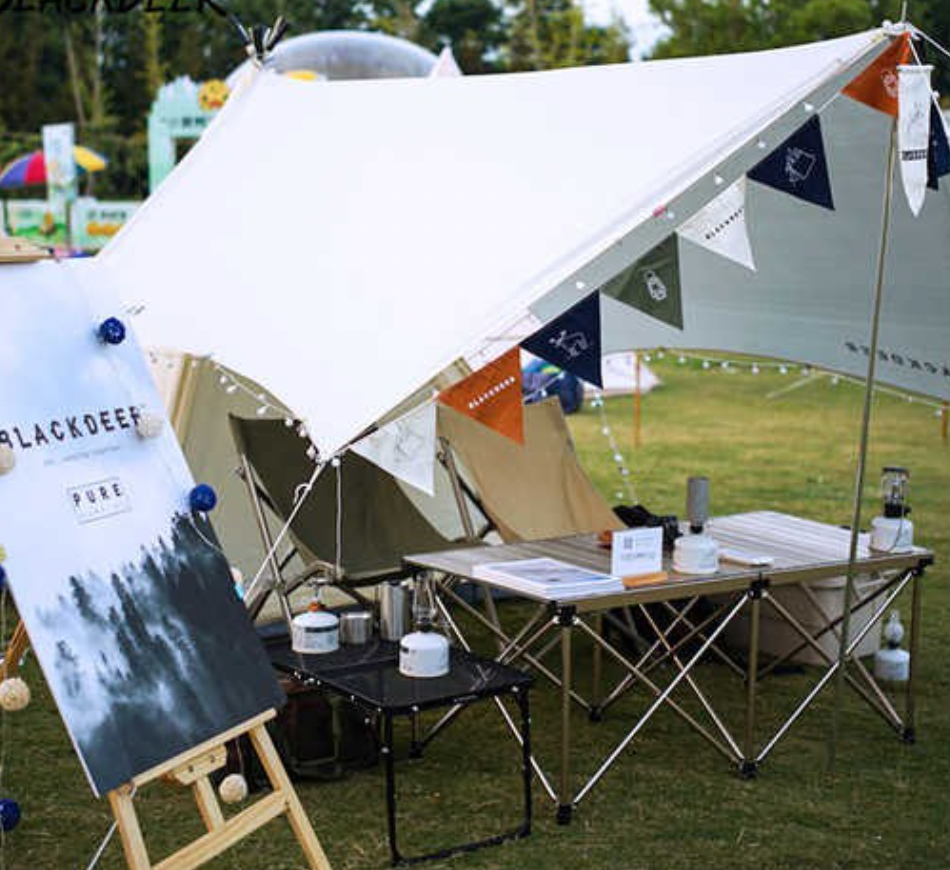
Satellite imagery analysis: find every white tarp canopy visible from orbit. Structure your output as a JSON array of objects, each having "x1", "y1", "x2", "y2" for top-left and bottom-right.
[{"x1": 90, "y1": 29, "x2": 915, "y2": 459}]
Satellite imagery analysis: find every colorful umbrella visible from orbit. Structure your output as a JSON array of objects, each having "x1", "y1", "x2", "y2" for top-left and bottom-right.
[{"x1": 0, "y1": 146, "x2": 108, "y2": 189}]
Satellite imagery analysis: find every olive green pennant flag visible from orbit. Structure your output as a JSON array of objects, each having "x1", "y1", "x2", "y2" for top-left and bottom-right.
[{"x1": 600, "y1": 234, "x2": 683, "y2": 330}]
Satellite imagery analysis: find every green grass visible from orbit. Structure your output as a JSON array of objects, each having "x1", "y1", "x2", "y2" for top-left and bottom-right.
[{"x1": 3, "y1": 358, "x2": 949, "y2": 870}]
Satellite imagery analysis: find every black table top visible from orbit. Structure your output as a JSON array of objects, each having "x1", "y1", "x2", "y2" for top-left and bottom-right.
[{"x1": 265, "y1": 634, "x2": 532, "y2": 714}]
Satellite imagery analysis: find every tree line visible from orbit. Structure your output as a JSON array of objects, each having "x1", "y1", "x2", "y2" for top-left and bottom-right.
[{"x1": 0, "y1": 0, "x2": 944, "y2": 200}]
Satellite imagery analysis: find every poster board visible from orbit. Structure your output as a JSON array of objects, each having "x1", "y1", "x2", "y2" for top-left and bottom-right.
[{"x1": 0, "y1": 260, "x2": 284, "y2": 797}]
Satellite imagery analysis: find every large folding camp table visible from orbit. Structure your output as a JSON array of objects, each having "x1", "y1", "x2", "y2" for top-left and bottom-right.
[{"x1": 406, "y1": 512, "x2": 933, "y2": 824}]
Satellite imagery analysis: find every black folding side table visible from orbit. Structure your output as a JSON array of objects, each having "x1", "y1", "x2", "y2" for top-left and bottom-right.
[{"x1": 267, "y1": 637, "x2": 533, "y2": 866}]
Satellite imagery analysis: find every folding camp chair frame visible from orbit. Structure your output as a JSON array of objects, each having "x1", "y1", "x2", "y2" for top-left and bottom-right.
[
  {"x1": 235, "y1": 452, "x2": 381, "y2": 627},
  {"x1": 233, "y1": 436, "x2": 497, "y2": 631}
]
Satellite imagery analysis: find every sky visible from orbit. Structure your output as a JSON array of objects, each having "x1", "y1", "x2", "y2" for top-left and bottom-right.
[{"x1": 580, "y1": 0, "x2": 669, "y2": 58}]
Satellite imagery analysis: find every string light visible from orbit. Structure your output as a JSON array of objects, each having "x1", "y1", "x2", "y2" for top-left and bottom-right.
[
  {"x1": 661, "y1": 350, "x2": 948, "y2": 413},
  {"x1": 212, "y1": 364, "x2": 292, "y2": 419},
  {"x1": 589, "y1": 388, "x2": 636, "y2": 504}
]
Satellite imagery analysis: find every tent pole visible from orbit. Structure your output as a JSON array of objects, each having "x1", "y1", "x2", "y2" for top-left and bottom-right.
[
  {"x1": 634, "y1": 352, "x2": 642, "y2": 448},
  {"x1": 827, "y1": 117, "x2": 898, "y2": 772}
]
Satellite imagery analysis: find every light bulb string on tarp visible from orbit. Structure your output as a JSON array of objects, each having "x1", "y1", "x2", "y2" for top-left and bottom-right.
[
  {"x1": 211, "y1": 362, "x2": 294, "y2": 419},
  {"x1": 666, "y1": 350, "x2": 947, "y2": 412},
  {"x1": 589, "y1": 390, "x2": 637, "y2": 504}
]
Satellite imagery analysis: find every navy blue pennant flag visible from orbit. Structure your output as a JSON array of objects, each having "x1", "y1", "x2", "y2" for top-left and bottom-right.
[
  {"x1": 522, "y1": 291, "x2": 603, "y2": 387},
  {"x1": 927, "y1": 102, "x2": 950, "y2": 191},
  {"x1": 748, "y1": 115, "x2": 835, "y2": 211}
]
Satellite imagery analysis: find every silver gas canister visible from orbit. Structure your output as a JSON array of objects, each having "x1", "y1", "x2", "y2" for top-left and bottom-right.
[{"x1": 291, "y1": 604, "x2": 340, "y2": 654}]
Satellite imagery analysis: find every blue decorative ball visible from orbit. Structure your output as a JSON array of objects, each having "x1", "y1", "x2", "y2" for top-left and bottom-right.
[
  {"x1": 97, "y1": 317, "x2": 127, "y2": 346},
  {"x1": 0, "y1": 798, "x2": 21, "y2": 832},
  {"x1": 189, "y1": 484, "x2": 218, "y2": 513},
  {"x1": 0, "y1": 564, "x2": 6, "y2": 593}
]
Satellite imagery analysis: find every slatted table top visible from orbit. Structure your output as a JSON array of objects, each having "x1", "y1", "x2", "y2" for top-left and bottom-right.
[{"x1": 406, "y1": 511, "x2": 933, "y2": 613}]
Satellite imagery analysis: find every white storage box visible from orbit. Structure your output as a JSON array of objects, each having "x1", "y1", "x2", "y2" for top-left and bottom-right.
[{"x1": 712, "y1": 574, "x2": 887, "y2": 666}]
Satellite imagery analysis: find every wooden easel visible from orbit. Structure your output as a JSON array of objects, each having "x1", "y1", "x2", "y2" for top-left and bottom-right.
[
  {"x1": 109, "y1": 710, "x2": 331, "y2": 870},
  {"x1": 0, "y1": 235, "x2": 50, "y2": 264},
  {"x1": 1, "y1": 634, "x2": 332, "y2": 870},
  {"x1": 0, "y1": 249, "x2": 331, "y2": 870},
  {"x1": 0, "y1": 621, "x2": 29, "y2": 679}
]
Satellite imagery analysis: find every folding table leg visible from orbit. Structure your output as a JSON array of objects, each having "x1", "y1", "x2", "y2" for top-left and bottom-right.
[
  {"x1": 904, "y1": 567, "x2": 924, "y2": 743},
  {"x1": 383, "y1": 712, "x2": 400, "y2": 866},
  {"x1": 741, "y1": 587, "x2": 763, "y2": 777},
  {"x1": 517, "y1": 688, "x2": 533, "y2": 837},
  {"x1": 557, "y1": 606, "x2": 575, "y2": 825},
  {"x1": 590, "y1": 613, "x2": 604, "y2": 722}
]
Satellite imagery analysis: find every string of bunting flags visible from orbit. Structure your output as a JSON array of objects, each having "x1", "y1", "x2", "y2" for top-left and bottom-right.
[{"x1": 301, "y1": 29, "x2": 950, "y2": 497}]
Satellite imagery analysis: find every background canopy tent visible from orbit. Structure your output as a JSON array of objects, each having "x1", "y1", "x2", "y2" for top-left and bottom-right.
[{"x1": 87, "y1": 27, "x2": 950, "y2": 469}]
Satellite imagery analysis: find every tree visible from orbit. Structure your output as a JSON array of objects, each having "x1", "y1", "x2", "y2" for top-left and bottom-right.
[
  {"x1": 506, "y1": 0, "x2": 630, "y2": 70},
  {"x1": 424, "y1": 0, "x2": 506, "y2": 72},
  {"x1": 648, "y1": 0, "x2": 949, "y2": 95}
]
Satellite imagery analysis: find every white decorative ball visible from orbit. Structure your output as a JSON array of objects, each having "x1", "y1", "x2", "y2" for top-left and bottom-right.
[
  {"x1": 0, "y1": 677, "x2": 31, "y2": 712},
  {"x1": 218, "y1": 773, "x2": 248, "y2": 804},
  {"x1": 0, "y1": 446, "x2": 16, "y2": 476},
  {"x1": 136, "y1": 412, "x2": 165, "y2": 440}
]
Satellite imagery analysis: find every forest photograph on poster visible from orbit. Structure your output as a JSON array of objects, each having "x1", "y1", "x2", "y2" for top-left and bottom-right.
[{"x1": 0, "y1": 262, "x2": 283, "y2": 796}]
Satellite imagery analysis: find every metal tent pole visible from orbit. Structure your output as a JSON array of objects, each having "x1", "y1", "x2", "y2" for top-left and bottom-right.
[{"x1": 827, "y1": 116, "x2": 898, "y2": 772}]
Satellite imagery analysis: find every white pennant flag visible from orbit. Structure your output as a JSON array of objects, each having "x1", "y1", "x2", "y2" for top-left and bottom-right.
[
  {"x1": 351, "y1": 401, "x2": 437, "y2": 496},
  {"x1": 678, "y1": 178, "x2": 756, "y2": 271},
  {"x1": 898, "y1": 64, "x2": 933, "y2": 217},
  {"x1": 429, "y1": 46, "x2": 463, "y2": 78}
]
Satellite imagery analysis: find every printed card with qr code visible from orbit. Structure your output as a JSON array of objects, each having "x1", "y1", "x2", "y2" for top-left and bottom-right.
[{"x1": 611, "y1": 527, "x2": 663, "y2": 578}]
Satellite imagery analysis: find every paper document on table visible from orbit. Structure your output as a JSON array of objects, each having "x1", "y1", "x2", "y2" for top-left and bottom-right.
[{"x1": 474, "y1": 557, "x2": 622, "y2": 599}]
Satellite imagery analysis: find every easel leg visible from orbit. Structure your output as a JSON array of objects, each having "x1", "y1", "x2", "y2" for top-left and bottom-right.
[
  {"x1": 1, "y1": 620, "x2": 29, "y2": 679},
  {"x1": 109, "y1": 786, "x2": 152, "y2": 870},
  {"x1": 193, "y1": 778, "x2": 226, "y2": 831},
  {"x1": 249, "y1": 724, "x2": 332, "y2": 870}
]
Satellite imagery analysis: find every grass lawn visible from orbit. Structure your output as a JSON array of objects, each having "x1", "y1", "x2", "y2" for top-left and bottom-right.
[{"x1": 3, "y1": 356, "x2": 949, "y2": 870}]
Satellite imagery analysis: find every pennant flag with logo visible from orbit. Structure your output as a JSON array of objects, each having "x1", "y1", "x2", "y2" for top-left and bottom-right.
[
  {"x1": 843, "y1": 33, "x2": 911, "y2": 117},
  {"x1": 521, "y1": 292, "x2": 603, "y2": 387},
  {"x1": 898, "y1": 64, "x2": 933, "y2": 217},
  {"x1": 927, "y1": 101, "x2": 950, "y2": 190},
  {"x1": 748, "y1": 116, "x2": 835, "y2": 211},
  {"x1": 601, "y1": 235, "x2": 683, "y2": 329},
  {"x1": 438, "y1": 346, "x2": 524, "y2": 443},
  {"x1": 351, "y1": 401, "x2": 437, "y2": 495},
  {"x1": 678, "y1": 178, "x2": 756, "y2": 271}
]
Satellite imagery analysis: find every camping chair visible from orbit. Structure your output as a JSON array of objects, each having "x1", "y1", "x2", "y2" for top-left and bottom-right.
[
  {"x1": 229, "y1": 414, "x2": 456, "y2": 623},
  {"x1": 436, "y1": 397, "x2": 623, "y2": 543}
]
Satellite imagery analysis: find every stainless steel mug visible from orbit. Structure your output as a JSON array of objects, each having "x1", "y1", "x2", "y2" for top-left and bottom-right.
[{"x1": 339, "y1": 611, "x2": 373, "y2": 645}]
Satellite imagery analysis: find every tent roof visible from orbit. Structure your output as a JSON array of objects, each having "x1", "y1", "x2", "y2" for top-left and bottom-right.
[{"x1": 95, "y1": 30, "x2": 889, "y2": 457}]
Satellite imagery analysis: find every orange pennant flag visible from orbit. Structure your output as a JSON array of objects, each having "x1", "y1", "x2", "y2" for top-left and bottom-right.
[
  {"x1": 843, "y1": 33, "x2": 911, "y2": 117},
  {"x1": 439, "y1": 347, "x2": 524, "y2": 443}
]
